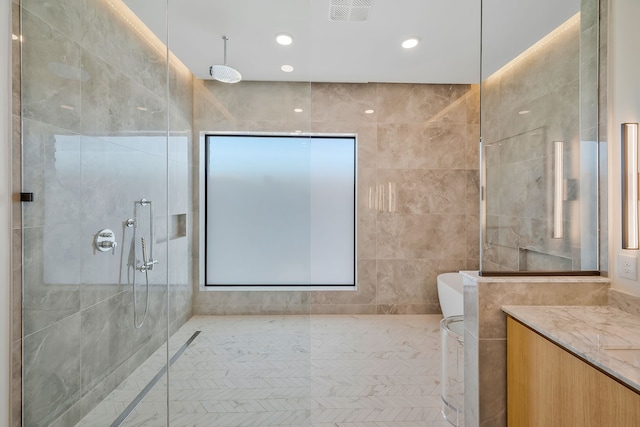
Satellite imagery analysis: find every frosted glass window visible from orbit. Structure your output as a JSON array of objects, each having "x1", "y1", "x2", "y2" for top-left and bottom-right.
[{"x1": 205, "y1": 134, "x2": 356, "y2": 287}]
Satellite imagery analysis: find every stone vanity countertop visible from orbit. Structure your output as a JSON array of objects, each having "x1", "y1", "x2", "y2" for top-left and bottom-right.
[{"x1": 502, "y1": 305, "x2": 640, "y2": 393}]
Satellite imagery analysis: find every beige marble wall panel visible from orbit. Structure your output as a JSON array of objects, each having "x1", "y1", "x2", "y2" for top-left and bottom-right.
[
  {"x1": 21, "y1": 0, "x2": 87, "y2": 49},
  {"x1": 463, "y1": 274, "x2": 479, "y2": 337},
  {"x1": 48, "y1": 330, "x2": 169, "y2": 427},
  {"x1": 377, "y1": 259, "x2": 435, "y2": 305},
  {"x1": 466, "y1": 124, "x2": 480, "y2": 170},
  {"x1": 476, "y1": 280, "x2": 608, "y2": 340},
  {"x1": 479, "y1": 80, "x2": 502, "y2": 140},
  {"x1": 21, "y1": 10, "x2": 82, "y2": 132},
  {"x1": 466, "y1": 170, "x2": 480, "y2": 215},
  {"x1": 11, "y1": 1, "x2": 20, "y2": 118},
  {"x1": 608, "y1": 289, "x2": 640, "y2": 316},
  {"x1": 83, "y1": 3, "x2": 167, "y2": 101},
  {"x1": 466, "y1": 258, "x2": 480, "y2": 271},
  {"x1": 522, "y1": 250, "x2": 573, "y2": 271},
  {"x1": 498, "y1": 157, "x2": 549, "y2": 220},
  {"x1": 580, "y1": 25, "x2": 599, "y2": 143},
  {"x1": 311, "y1": 260, "x2": 376, "y2": 305},
  {"x1": 414, "y1": 123, "x2": 471, "y2": 168},
  {"x1": 497, "y1": 216, "x2": 548, "y2": 253},
  {"x1": 464, "y1": 328, "x2": 479, "y2": 427},
  {"x1": 377, "y1": 169, "x2": 466, "y2": 214},
  {"x1": 466, "y1": 215, "x2": 480, "y2": 261},
  {"x1": 11, "y1": 337, "x2": 21, "y2": 427},
  {"x1": 466, "y1": 86, "x2": 480, "y2": 124},
  {"x1": 377, "y1": 213, "x2": 466, "y2": 260},
  {"x1": 477, "y1": 339, "x2": 507, "y2": 427},
  {"x1": 496, "y1": 246, "x2": 519, "y2": 271},
  {"x1": 310, "y1": 304, "x2": 377, "y2": 315},
  {"x1": 376, "y1": 84, "x2": 470, "y2": 124},
  {"x1": 377, "y1": 123, "x2": 428, "y2": 169},
  {"x1": 310, "y1": 83, "x2": 377, "y2": 123},
  {"x1": 357, "y1": 168, "x2": 377, "y2": 261},
  {"x1": 194, "y1": 290, "x2": 313, "y2": 315},
  {"x1": 378, "y1": 123, "x2": 468, "y2": 170},
  {"x1": 80, "y1": 50, "x2": 167, "y2": 134},
  {"x1": 377, "y1": 258, "x2": 465, "y2": 310},
  {"x1": 11, "y1": 115, "x2": 21, "y2": 230},
  {"x1": 23, "y1": 313, "x2": 82, "y2": 426},
  {"x1": 11, "y1": 229, "x2": 21, "y2": 344},
  {"x1": 497, "y1": 27, "x2": 579, "y2": 113},
  {"x1": 170, "y1": 62, "x2": 195, "y2": 117},
  {"x1": 377, "y1": 303, "x2": 433, "y2": 314},
  {"x1": 498, "y1": 127, "x2": 550, "y2": 165},
  {"x1": 196, "y1": 80, "x2": 311, "y2": 125},
  {"x1": 498, "y1": 84, "x2": 579, "y2": 145}
]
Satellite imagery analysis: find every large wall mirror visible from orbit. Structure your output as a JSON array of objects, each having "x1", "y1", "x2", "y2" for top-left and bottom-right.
[{"x1": 480, "y1": 0, "x2": 601, "y2": 274}]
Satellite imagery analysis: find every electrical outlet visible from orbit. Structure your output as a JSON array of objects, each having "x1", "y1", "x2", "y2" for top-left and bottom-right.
[{"x1": 618, "y1": 254, "x2": 638, "y2": 280}]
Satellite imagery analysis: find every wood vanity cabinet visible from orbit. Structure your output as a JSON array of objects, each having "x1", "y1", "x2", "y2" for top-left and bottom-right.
[{"x1": 506, "y1": 316, "x2": 640, "y2": 427}]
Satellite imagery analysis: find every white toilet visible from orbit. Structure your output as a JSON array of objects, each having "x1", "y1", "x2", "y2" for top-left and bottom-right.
[{"x1": 437, "y1": 272, "x2": 464, "y2": 318}]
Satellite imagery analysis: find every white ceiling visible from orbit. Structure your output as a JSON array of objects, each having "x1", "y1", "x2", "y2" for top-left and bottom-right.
[{"x1": 123, "y1": 0, "x2": 579, "y2": 84}]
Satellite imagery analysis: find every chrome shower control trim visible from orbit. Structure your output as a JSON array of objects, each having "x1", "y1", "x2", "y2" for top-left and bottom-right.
[{"x1": 95, "y1": 228, "x2": 117, "y2": 253}]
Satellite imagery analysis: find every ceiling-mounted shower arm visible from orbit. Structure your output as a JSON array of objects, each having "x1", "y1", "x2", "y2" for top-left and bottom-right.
[{"x1": 222, "y1": 35, "x2": 229, "y2": 66}]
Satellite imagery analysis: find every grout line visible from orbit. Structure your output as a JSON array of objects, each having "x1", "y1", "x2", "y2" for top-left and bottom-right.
[{"x1": 110, "y1": 330, "x2": 201, "y2": 427}]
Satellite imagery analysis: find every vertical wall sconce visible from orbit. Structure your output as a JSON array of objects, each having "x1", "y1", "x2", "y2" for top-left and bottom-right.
[
  {"x1": 622, "y1": 123, "x2": 639, "y2": 249},
  {"x1": 553, "y1": 141, "x2": 564, "y2": 239}
]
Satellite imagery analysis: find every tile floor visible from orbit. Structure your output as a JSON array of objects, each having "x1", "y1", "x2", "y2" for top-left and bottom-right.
[{"x1": 77, "y1": 315, "x2": 455, "y2": 426}]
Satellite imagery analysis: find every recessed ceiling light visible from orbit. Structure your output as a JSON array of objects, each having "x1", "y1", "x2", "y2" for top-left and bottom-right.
[
  {"x1": 402, "y1": 37, "x2": 420, "y2": 49},
  {"x1": 275, "y1": 33, "x2": 293, "y2": 46},
  {"x1": 294, "y1": 108, "x2": 303, "y2": 113},
  {"x1": 281, "y1": 65, "x2": 294, "y2": 73},
  {"x1": 518, "y1": 110, "x2": 531, "y2": 115},
  {"x1": 365, "y1": 109, "x2": 375, "y2": 114}
]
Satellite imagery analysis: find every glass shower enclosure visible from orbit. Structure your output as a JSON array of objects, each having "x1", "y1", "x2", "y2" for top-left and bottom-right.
[
  {"x1": 479, "y1": 0, "x2": 602, "y2": 274},
  {"x1": 12, "y1": 0, "x2": 309, "y2": 425},
  {"x1": 17, "y1": 1, "x2": 176, "y2": 425}
]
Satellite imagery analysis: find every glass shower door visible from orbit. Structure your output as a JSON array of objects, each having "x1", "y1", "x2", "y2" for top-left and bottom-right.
[
  {"x1": 18, "y1": 0, "x2": 172, "y2": 425},
  {"x1": 479, "y1": 0, "x2": 601, "y2": 274}
]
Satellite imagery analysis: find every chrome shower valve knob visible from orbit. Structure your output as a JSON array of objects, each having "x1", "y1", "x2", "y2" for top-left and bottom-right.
[{"x1": 94, "y1": 228, "x2": 118, "y2": 253}]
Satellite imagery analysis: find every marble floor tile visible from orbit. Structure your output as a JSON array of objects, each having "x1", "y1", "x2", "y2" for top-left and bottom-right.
[{"x1": 76, "y1": 314, "x2": 453, "y2": 427}]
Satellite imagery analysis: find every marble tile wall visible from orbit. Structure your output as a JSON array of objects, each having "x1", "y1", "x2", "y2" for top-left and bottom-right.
[
  {"x1": 193, "y1": 81, "x2": 480, "y2": 315},
  {"x1": 481, "y1": 3, "x2": 602, "y2": 272},
  {"x1": 13, "y1": 0, "x2": 194, "y2": 426},
  {"x1": 608, "y1": 288, "x2": 640, "y2": 316}
]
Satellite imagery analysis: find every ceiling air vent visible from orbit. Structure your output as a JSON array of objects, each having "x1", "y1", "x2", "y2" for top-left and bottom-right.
[{"x1": 329, "y1": 0, "x2": 374, "y2": 22}]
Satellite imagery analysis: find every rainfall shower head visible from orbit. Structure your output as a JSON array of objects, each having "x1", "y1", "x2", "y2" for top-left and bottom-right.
[{"x1": 209, "y1": 36, "x2": 242, "y2": 84}]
